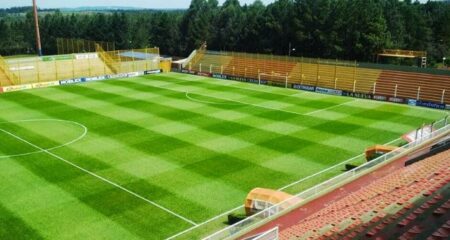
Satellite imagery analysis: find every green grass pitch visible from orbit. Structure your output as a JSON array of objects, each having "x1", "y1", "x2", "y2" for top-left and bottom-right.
[{"x1": 0, "y1": 72, "x2": 447, "y2": 239}]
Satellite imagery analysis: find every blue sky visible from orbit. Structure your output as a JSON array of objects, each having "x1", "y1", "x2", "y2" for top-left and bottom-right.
[{"x1": 0, "y1": 0, "x2": 276, "y2": 9}]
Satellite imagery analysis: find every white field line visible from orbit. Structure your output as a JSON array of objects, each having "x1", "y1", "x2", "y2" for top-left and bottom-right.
[
  {"x1": 0, "y1": 119, "x2": 87, "y2": 159},
  {"x1": 185, "y1": 92, "x2": 241, "y2": 106},
  {"x1": 304, "y1": 99, "x2": 358, "y2": 116},
  {"x1": 0, "y1": 128, "x2": 198, "y2": 226},
  {"x1": 183, "y1": 89, "x2": 356, "y2": 117},
  {"x1": 166, "y1": 72, "x2": 447, "y2": 114},
  {"x1": 165, "y1": 135, "x2": 402, "y2": 240}
]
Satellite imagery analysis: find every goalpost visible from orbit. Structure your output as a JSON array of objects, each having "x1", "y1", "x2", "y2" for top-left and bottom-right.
[{"x1": 258, "y1": 72, "x2": 289, "y2": 88}]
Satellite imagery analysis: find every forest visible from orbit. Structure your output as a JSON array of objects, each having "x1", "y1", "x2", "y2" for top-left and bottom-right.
[{"x1": 0, "y1": 0, "x2": 449, "y2": 66}]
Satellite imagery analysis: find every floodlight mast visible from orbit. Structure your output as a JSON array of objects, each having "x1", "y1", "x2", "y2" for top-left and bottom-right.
[{"x1": 32, "y1": 0, "x2": 43, "y2": 56}]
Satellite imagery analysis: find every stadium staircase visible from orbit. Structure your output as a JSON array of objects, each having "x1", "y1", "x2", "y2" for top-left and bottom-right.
[
  {"x1": 224, "y1": 55, "x2": 296, "y2": 80},
  {"x1": 189, "y1": 52, "x2": 233, "y2": 73},
  {"x1": 375, "y1": 70, "x2": 450, "y2": 103},
  {"x1": 0, "y1": 55, "x2": 19, "y2": 86},
  {"x1": 95, "y1": 44, "x2": 119, "y2": 74},
  {"x1": 272, "y1": 149, "x2": 450, "y2": 240}
]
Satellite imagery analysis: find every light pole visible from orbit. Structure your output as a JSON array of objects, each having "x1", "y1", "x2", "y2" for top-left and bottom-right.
[
  {"x1": 288, "y1": 42, "x2": 296, "y2": 57},
  {"x1": 32, "y1": 0, "x2": 42, "y2": 56}
]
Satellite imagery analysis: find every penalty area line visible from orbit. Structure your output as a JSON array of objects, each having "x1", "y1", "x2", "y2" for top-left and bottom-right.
[{"x1": 0, "y1": 128, "x2": 198, "y2": 226}]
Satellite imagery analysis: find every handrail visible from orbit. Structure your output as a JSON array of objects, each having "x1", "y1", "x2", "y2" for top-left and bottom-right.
[
  {"x1": 0, "y1": 55, "x2": 20, "y2": 86},
  {"x1": 203, "y1": 117, "x2": 449, "y2": 240},
  {"x1": 95, "y1": 44, "x2": 119, "y2": 74}
]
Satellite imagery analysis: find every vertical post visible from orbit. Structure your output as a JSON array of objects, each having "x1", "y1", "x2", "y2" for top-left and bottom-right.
[
  {"x1": 258, "y1": 73, "x2": 261, "y2": 85},
  {"x1": 32, "y1": 0, "x2": 42, "y2": 56},
  {"x1": 71, "y1": 54, "x2": 76, "y2": 78},
  {"x1": 189, "y1": 62, "x2": 192, "y2": 71},
  {"x1": 131, "y1": 49, "x2": 136, "y2": 72},
  {"x1": 421, "y1": 123, "x2": 425, "y2": 140},
  {"x1": 233, "y1": 66, "x2": 235, "y2": 76},
  {"x1": 245, "y1": 67, "x2": 247, "y2": 78},
  {"x1": 415, "y1": 128, "x2": 419, "y2": 141},
  {"x1": 373, "y1": 82, "x2": 377, "y2": 95},
  {"x1": 221, "y1": 65, "x2": 223, "y2": 74},
  {"x1": 210, "y1": 64, "x2": 212, "y2": 74},
  {"x1": 17, "y1": 61, "x2": 22, "y2": 84},
  {"x1": 394, "y1": 84, "x2": 398, "y2": 98},
  {"x1": 285, "y1": 75, "x2": 288, "y2": 88},
  {"x1": 199, "y1": 63, "x2": 202, "y2": 73},
  {"x1": 145, "y1": 48, "x2": 149, "y2": 70},
  {"x1": 353, "y1": 80, "x2": 356, "y2": 93},
  {"x1": 334, "y1": 78, "x2": 337, "y2": 89},
  {"x1": 417, "y1": 86, "x2": 421, "y2": 100},
  {"x1": 88, "y1": 56, "x2": 92, "y2": 77},
  {"x1": 54, "y1": 59, "x2": 58, "y2": 81},
  {"x1": 441, "y1": 89, "x2": 445, "y2": 104},
  {"x1": 316, "y1": 58, "x2": 320, "y2": 87},
  {"x1": 36, "y1": 57, "x2": 40, "y2": 82}
]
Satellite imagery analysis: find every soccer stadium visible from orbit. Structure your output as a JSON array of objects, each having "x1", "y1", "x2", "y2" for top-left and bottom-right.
[{"x1": 0, "y1": 1, "x2": 449, "y2": 240}]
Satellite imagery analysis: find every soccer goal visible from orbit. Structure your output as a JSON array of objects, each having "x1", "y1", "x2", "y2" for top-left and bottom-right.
[{"x1": 258, "y1": 72, "x2": 289, "y2": 88}]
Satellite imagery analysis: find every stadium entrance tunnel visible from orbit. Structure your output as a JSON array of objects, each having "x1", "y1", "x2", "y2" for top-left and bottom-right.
[
  {"x1": 245, "y1": 188, "x2": 302, "y2": 216},
  {"x1": 0, "y1": 119, "x2": 87, "y2": 158}
]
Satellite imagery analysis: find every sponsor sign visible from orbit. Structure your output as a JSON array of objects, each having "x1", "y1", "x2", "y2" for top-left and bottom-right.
[
  {"x1": 315, "y1": 87, "x2": 342, "y2": 96},
  {"x1": 85, "y1": 76, "x2": 107, "y2": 82},
  {"x1": 75, "y1": 53, "x2": 98, "y2": 60},
  {"x1": 292, "y1": 84, "x2": 316, "y2": 92},
  {"x1": 388, "y1": 97, "x2": 405, "y2": 103},
  {"x1": 32, "y1": 81, "x2": 59, "y2": 89},
  {"x1": 373, "y1": 95, "x2": 387, "y2": 101},
  {"x1": 10, "y1": 66, "x2": 35, "y2": 71},
  {"x1": 2, "y1": 84, "x2": 33, "y2": 92},
  {"x1": 446, "y1": 104, "x2": 450, "y2": 110},
  {"x1": 110, "y1": 73, "x2": 128, "y2": 79},
  {"x1": 127, "y1": 72, "x2": 140, "y2": 78},
  {"x1": 144, "y1": 70, "x2": 161, "y2": 75},
  {"x1": 42, "y1": 54, "x2": 73, "y2": 61},
  {"x1": 59, "y1": 78, "x2": 85, "y2": 85},
  {"x1": 342, "y1": 91, "x2": 373, "y2": 99},
  {"x1": 415, "y1": 100, "x2": 446, "y2": 110},
  {"x1": 181, "y1": 69, "x2": 190, "y2": 74},
  {"x1": 408, "y1": 99, "x2": 417, "y2": 106},
  {"x1": 212, "y1": 73, "x2": 227, "y2": 79},
  {"x1": 197, "y1": 72, "x2": 211, "y2": 77}
]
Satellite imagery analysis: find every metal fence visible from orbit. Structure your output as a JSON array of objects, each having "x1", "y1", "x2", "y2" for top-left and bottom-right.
[
  {"x1": 203, "y1": 117, "x2": 450, "y2": 240},
  {"x1": 0, "y1": 48, "x2": 160, "y2": 87},
  {"x1": 252, "y1": 227, "x2": 279, "y2": 240}
]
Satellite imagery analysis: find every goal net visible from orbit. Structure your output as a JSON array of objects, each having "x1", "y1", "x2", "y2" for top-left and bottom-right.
[{"x1": 258, "y1": 72, "x2": 289, "y2": 88}]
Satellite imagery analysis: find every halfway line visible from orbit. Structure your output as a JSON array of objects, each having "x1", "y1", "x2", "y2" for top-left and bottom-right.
[{"x1": 0, "y1": 128, "x2": 198, "y2": 226}]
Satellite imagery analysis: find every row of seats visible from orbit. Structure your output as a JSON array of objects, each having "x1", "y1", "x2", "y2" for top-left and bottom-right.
[
  {"x1": 187, "y1": 51, "x2": 450, "y2": 104},
  {"x1": 375, "y1": 71, "x2": 450, "y2": 103},
  {"x1": 279, "y1": 149, "x2": 450, "y2": 240}
]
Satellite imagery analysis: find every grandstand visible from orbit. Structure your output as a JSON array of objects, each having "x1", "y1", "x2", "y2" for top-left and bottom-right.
[
  {"x1": 206, "y1": 122, "x2": 449, "y2": 240},
  {"x1": 186, "y1": 49, "x2": 450, "y2": 105},
  {"x1": 0, "y1": 47, "x2": 161, "y2": 86}
]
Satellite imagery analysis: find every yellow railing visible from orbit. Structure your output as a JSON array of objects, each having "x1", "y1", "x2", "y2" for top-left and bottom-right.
[
  {"x1": 0, "y1": 48, "x2": 162, "y2": 87},
  {"x1": 96, "y1": 44, "x2": 120, "y2": 74},
  {"x1": 0, "y1": 55, "x2": 19, "y2": 86}
]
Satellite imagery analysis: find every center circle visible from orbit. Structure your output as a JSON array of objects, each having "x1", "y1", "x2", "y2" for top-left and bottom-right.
[{"x1": 0, "y1": 119, "x2": 88, "y2": 159}]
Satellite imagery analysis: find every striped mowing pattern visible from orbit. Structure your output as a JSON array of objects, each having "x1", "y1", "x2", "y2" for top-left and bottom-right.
[{"x1": 0, "y1": 72, "x2": 446, "y2": 239}]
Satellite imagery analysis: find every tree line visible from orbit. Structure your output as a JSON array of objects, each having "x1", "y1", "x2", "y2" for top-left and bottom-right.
[{"x1": 0, "y1": 0, "x2": 449, "y2": 66}]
